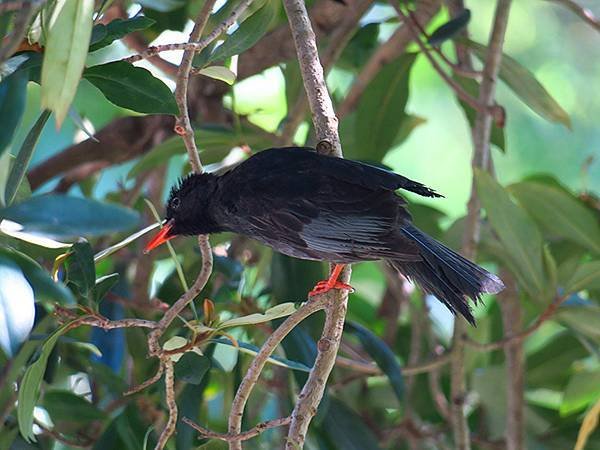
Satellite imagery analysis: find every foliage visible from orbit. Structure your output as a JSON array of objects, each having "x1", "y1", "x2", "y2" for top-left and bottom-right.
[{"x1": 0, "y1": 0, "x2": 598, "y2": 449}]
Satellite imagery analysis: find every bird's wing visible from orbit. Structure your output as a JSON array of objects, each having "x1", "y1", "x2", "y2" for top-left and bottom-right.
[
  {"x1": 218, "y1": 171, "x2": 420, "y2": 261},
  {"x1": 230, "y1": 147, "x2": 442, "y2": 198}
]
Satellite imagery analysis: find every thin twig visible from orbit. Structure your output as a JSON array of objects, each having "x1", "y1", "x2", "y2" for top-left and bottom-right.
[
  {"x1": 154, "y1": 359, "x2": 177, "y2": 450},
  {"x1": 452, "y1": 1, "x2": 513, "y2": 449},
  {"x1": 547, "y1": 0, "x2": 600, "y2": 32},
  {"x1": 338, "y1": 0, "x2": 441, "y2": 118},
  {"x1": 392, "y1": 3, "x2": 504, "y2": 126},
  {"x1": 123, "y1": 0, "x2": 253, "y2": 65},
  {"x1": 464, "y1": 294, "x2": 567, "y2": 351},
  {"x1": 0, "y1": 0, "x2": 40, "y2": 65},
  {"x1": 498, "y1": 272, "x2": 524, "y2": 450},
  {"x1": 184, "y1": 416, "x2": 291, "y2": 442},
  {"x1": 124, "y1": 363, "x2": 165, "y2": 396},
  {"x1": 228, "y1": 296, "x2": 329, "y2": 450}
]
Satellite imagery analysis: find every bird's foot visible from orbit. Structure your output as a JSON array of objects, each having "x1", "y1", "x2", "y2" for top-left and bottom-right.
[{"x1": 308, "y1": 280, "x2": 354, "y2": 297}]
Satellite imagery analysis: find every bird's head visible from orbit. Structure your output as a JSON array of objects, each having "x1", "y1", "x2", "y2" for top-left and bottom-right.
[{"x1": 144, "y1": 172, "x2": 219, "y2": 253}]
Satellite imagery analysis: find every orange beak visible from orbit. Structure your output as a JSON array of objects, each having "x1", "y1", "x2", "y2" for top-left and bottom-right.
[{"x1": 144, "y1": 221, "x2": 175, "y2": 253}]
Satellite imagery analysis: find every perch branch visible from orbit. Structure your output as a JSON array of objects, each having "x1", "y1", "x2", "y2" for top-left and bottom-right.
[{"x1": 184, "y1": 416, "x2": 291, "y2": 442}]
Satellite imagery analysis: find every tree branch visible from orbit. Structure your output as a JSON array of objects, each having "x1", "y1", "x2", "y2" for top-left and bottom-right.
[
  {"x1": 547, "y1": 0, "x2": 600, "y2": 32},
  {"x1": 184, "y1": 416, "x2": 291, "y2": 442}
]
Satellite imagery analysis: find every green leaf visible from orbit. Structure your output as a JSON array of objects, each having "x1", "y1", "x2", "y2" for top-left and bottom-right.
[
  {"x1": 90, "y1": 16, "x2": 155, "y2": 52},
  {"x1": 0, "y1": 68, "x2": 28, "y2": 157},
  {"x1": 4, "y1": 110, "x2": 51, "y2": 206},
  {"x1": 354, "y1": 54, "x2": 417, "y2": 162},
  {"x1": 475, "y1": 169, "x2": 546, "y2": 298},
  {"x1": 204, "y1": 0, "x2": 277, "y2": 65},
  {"x1": 138, "y1": 0, "x2": 184, "y2": 12},
  {"x1": 174, "y1": 352, "x2": 210, "y2": 384},
  {"x1": 197, "y1": 65, "x2": 236, "y2": 85},
  {"x1": 43, "y1": 390, "x2": 106, "y2": 422},
  {"x1": 65, "y1": 241, "x2": 96, "y2": 302},
  {"x1": 211, "y1": 337, "x2": 311, "y2": 372},
  {"x1": 561, "y1": 370, "x2": 600, "y2": 416},
  {"x1": 84, "y1": 61, "x2": 178, "y2": 115},
  {"x1": 0, "y1": 256, "x2": 35, "y2": 357},
  {"x1": 0, "y1": 247, "x2": 74, "y2": 305},
  {"x1": 345, "y1": 321, "x2": 403, "y2": 403},
  {"x1": 466, "y1": 40, "x2": 571, "y2": 129},
  {"x1": 557, "y1": 305, "x2": 600, "y2": 340},
  {"x1": 509, "y1": 181, "x2": 600, "y2": 255},
  {"x1": 319, "y1": 397, "x2": 383, "y2": 450},
  {"x1": 454, "y1": 75, "x2": 505, "y2": 152},
  {"x1": 0, "y1": 195, "x2": 140, "y2": 239},
  {"x1": 41, "y1": 0, "x2": 94, "y2": 126},
  {"x1": 219, "y1": 302, "x2": 297, "y2": 328},
  {"x1": 18, "y1": 323, "x2": 71, "y2": 442},
  {"x1": 428, "y1": 8, "x2": 471, "y2": 46},
  {"x1": 565, "y1": 261, "x2": 600, "y2": 293},
  {"x1": 95, "y1": 273, "x2": 119, "y2": 302}
]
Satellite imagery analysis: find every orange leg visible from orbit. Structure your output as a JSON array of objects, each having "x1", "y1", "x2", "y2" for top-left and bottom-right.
[{"x1": 308, "y1": 264, "x2": 354, "y2": 297}]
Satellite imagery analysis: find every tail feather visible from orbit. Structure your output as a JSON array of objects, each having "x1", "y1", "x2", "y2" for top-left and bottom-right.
[{"x1": 390, "y1": 225, "x2": 504, "y2": 325}]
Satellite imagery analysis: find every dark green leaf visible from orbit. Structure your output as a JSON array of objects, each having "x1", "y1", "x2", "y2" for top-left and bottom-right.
[
  {"x1": 319, "y1": 397, "x2": 382, "y2": 450},
  {"x1": 0, "y1": 256, "x2": 35, "y2": 357},
  {"x1": 65, "y1": 241, "x2": 96, "y2": 302},
  {"x1": 0, "y1": 195, "x2": 140, "y2": 238},
  {"x1": 466, "y1": 40, "x2": 571, "y2": 129},
  {"x1": 18, "y1": 324, "x2": 71, "y2": 442},
  {"x1": 90, "y1": 16, "x2": 155, "y2": 52},
  {"x1": 204, "y1": 0, "x2": 277, "y2": 65},
  {"x1": 4, "y1": 110, "x2": 51, "y2": 205},
  {"x1": 354, "y1": 54, "x2": 417, "y2": 162},
  {"x1": 475, "y1": 169, "x2": 546, "y2": 298},
  {"x1": 557, "y1": 305, "x2": 600, "y2": 340},
  {"x1": 338, "y1": 23, "x2": 380, "y2": 71},
  {"x1": 84, "y1": 61, "x2": 178, "y2": 115},
  {"x1": 561, "y1": 370, "x2": 600, "y2": 416},
  {"x1": 93, "y1": 404, "x2": 155, "y2": 449},
  {"x1": 95, "y1": 273, "x2": 119, "y2": 302},
  {"x1": 174, "y1": 352, "x2": 210, "y2": 384},
  {"x1": 43, "y1": 390, "x2": 106, "y2": 422},
  {"x1": 565, "y1": 261, "x2": 600, "y2": 293},
  {"x1": 0, "y1": 247, "x2": 74, "y2": 305},
  {"x1": 138, "y1": 0, "x2": 184, "y2": 12},
  {"x1": 0, "y1": 68, "x2": 28, "y2": 157},
  {"x1": 428, "y1": 9, "x2": 471, "y2": 46},
  {"x1": 345, "y1": 321, "x2": 403, "y2": 403},
  {"x1": 509, "y1": 181, "x2": 600, "y2": 255},
  {"x1": 454, "y1": 75, "x2": 505, "y2": 152}
]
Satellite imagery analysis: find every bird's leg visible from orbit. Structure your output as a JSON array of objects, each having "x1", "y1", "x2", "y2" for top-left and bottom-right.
[{"x1": 308, "y1": 264, "x2": 354, "y2": 297}]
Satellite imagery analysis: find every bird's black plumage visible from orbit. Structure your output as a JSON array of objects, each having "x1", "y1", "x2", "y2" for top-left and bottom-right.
[{"x1": 157, "y1": 146, "x2": 504, "y2": 324}]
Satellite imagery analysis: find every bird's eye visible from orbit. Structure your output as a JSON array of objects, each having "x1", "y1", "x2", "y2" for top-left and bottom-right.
[{"x1": 170, "y1": 197, "x2": 181, "y2": 209}]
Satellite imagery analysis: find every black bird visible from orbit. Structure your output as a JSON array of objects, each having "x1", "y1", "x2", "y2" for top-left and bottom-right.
[{"x1": 146, "y1": 147, "x2": 504, "y2": 324}]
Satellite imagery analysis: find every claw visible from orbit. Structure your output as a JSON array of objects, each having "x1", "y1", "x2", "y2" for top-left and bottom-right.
[{"x1": 308, "y1": 264, "x2": 354, "y2": 297}]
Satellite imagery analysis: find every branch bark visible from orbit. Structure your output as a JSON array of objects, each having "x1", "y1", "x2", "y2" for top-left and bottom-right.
[{"x1": 452, "y1": 1, "x2": 512, "y2": 449}]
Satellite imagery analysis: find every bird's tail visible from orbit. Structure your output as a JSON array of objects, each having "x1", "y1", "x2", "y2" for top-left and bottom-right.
[{"x1": 389, "y1": 225, "x2": 504, "y2": 325}]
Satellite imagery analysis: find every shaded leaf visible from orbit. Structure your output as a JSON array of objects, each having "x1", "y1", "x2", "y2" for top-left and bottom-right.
[
  {"x1": 205, "y1": 0, "x2": 277, "y2": 65},
  {"x1": 65, "y1": 241, "x2": 96, "y2": 302},
  {"x1": 0, "y1": 256, "x2": 35, "y2": 357},
  {"x1": 0, "y1": 247, "x2": 74, "y2": 305},
  {"x1": 43, "y1": 390, "x2": 106, "y2": 422},
  {"x1": 475, "y1": 169, "x2": 546, "y2": 298},
  {"x1": 565, "y1": 261, "x2": 600, "y2": 293},
  {"x1": 219, "y1": 302, "x2": 297, "y2": 328},
  {"x1": 561, "y1": 370, "x2": 600, "y2": 416},
  {"x1": 345, "y1": 321, "x2": 403, "y2": 403},
  {"x1": 467, "y1": 40, "x2": 571, "y2": 129},
  {"x1": 41, "y1": 0, "x2": 94, "y2": 126},
  {"x1": 211, "y1": 337, "x2": 311, "y2": 372},
  {"x1": 174, "y1": 352, "x2": 210, "y2": 384},
  {"x1": 4, "y1": 110, "x2": 51, "y2": 205},
  {"x1": 557, "y1": 305, "x2": 600, "y2": 340},
  {"x1": 84, "y1": 61, "x2": 178, "y2": 115},
  {"x1": 18, "y1": 323, "x2": 71, "y2": 441},
  {"x1": 0, "y1": 195, "x2": 140, "y2": 239},
  {"x1": 197, "y1": 65, "x2": 236, "y2": 85},
  {"x1": 355, "y1": 54, "x2": 417, "y2": 162},
  {"x1": 90, "y1": 16, "x2": 155, "y2": 52},
  {"x1": 509, "y1": 181, "x2": 600, "y2": 255},
  {"x1": 138, "y1": 0, "x2": 184, "y2": 12},
  {"x1": 338, "y1": 23, "x2": 379, "y2": 71},
  {"x1": 95, "y1": 273, "x2": 119, "y2": 302},
  {"x1": 428, "y1": 8, "x2": 471, "y2": 45},
  {"x1": 0, "y1": 68, "x2": 28, "y2": 157}
]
